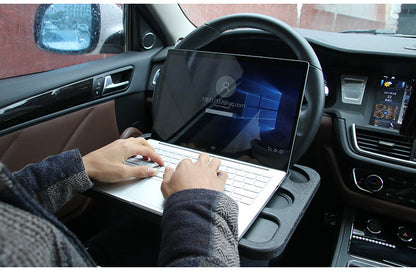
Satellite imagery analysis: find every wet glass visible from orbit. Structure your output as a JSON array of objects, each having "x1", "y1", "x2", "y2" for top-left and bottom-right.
[
  {"x1": 41, "y1": 4, "x2": 93, "y2": 51},
  {"x1": 180, "y1": 4, "x2": 416, "y2": 36}
]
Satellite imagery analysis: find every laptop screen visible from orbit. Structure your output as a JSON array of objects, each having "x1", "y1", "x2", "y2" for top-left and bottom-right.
[{"x1": 152, "y1": 49, "x2": 309, "y2": 171}]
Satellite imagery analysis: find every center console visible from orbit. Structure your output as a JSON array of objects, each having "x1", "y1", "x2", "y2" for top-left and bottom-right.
[
  {"x1": 332, "y1": 209, "x2": 416, "y2": 267},
  {"x1": 328, "y1": 73, "x2": 416, "y2": 267},
  {"x1": 328, "y1": 72, "x2": 416, "y2": 212},
  {"x1": 352, "y1": 166, "x2": 416, "y2": 209}
]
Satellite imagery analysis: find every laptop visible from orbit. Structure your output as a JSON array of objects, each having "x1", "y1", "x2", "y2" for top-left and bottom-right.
[{"x1": 94, "y1": 49, "x2": 309, "y2": 239}]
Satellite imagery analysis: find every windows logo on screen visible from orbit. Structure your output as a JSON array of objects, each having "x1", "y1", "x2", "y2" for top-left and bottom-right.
[{"x1": 242, "y1": 90, "x2": 281, "y2": 130}]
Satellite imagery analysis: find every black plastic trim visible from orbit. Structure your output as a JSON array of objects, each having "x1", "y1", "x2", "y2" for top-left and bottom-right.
[{"x1": 0, "y1": 78, "x2": 94, "y2": 131}]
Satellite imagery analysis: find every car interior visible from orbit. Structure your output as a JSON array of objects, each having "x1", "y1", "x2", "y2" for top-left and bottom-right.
[{"x1": 0, "y1": 3, "x2": 416, "y2": 267}]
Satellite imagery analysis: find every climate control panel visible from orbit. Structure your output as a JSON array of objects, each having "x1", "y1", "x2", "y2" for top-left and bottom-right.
[
  {"x1": 350, "y1": 211, "x2": 416, "y2": 266},
  {"x1": 353, "y1": 168, "x2": 416, "y2": 208}
]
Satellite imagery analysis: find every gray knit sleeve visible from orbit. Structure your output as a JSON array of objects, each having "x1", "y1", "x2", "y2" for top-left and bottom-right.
[
  {"x1": 12, "y1": 149, "x2": 93, "y2": 214},
  {"x1": 211, "y1": 193, "x2": 240, "y2": 266},
  {"x1": 0, "y1": 201, "x2": 92, "y2": 266},
  {"x1": 159, "y1": 189, "x2": 240, "y2": 267}
]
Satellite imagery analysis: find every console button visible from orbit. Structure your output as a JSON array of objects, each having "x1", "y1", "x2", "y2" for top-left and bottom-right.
[
  {"x1": 397, "y1": 226, "x2": 414, "y2": 242},
  {"x1": 365, "y1": 175, "x2": 383, "y2": 192},
  {"x1": 367, "y1": 218, "x2": 382, "y2": 234}
]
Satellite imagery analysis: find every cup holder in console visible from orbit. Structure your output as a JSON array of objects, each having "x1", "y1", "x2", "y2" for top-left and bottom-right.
[{"x1": 238, "y1": 164, "x2": 320, "y2": 260}]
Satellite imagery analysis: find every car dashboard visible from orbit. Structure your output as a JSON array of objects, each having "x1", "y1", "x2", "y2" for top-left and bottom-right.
[
  {"x1": 147, "y1": 28, "x2": 416, "y2": 266},
  {"x1": 312, "y1": 32, "x2": 416, "y2": 267},
  {"x1": 297, "y1": 29, "x2": 416, "y2": 267},
  {"x1": 308, "y1": 30, "x2": 416, "y2": 216}
]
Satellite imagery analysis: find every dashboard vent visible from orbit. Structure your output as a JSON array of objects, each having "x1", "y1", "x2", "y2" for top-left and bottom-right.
[{"x1": 354, "y1": 127, "x2": 413, "y2": 161}]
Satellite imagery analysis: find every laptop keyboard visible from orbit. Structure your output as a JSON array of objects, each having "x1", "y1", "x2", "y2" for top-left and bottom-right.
[{"x1": 126, "y1": 145, "x2": 272, "y2": 206}]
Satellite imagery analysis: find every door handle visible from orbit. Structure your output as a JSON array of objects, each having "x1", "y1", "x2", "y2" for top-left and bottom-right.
[{"x1": 102, "y1": 75, "x2": 129, "y2": 94}]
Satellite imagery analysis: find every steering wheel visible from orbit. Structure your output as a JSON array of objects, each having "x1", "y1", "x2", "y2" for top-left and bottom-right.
[{"x1": 176, "y1": 13, "x2": 325, "y2": 164}]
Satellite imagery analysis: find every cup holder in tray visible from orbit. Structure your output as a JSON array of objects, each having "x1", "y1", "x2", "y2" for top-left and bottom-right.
[
  {"x1": 238, "y1": 164, "x2": 320, "y2": 260},
  {"x1": 267, "y1": 189, "x2": 294, "y2": 209}
]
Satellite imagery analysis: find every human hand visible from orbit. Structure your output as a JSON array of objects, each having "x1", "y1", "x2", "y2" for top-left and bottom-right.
[
  {"x1": 82, "y1": 137, "x2": 164, "y2": 183},
  {"x1": 161, "y1": 153, "x2": 228, "y2": 199}
]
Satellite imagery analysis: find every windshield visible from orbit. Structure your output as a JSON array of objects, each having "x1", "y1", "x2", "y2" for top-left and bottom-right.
[{"x1": 180, "y1": 4, "x2": 416, "y2": 36}]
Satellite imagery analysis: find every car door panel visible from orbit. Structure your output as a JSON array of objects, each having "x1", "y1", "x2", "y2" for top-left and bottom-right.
[
  {"x1": 0, "y1": 49, "x2": 160, "y2": 220},
  {"x1": 0, "y1": 49, "x2": 161, "y2": 136},
  {"x1": 0, "y1": 100, "x2": 119, "y2": 172},
  {"x1": 0, "y1": 100, "x2": 121, "y2": 222}
]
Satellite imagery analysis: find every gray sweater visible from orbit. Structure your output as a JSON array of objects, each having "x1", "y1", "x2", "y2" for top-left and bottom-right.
[{"x1": 0, "y1": 149, "x2": 240, "y2": 266}]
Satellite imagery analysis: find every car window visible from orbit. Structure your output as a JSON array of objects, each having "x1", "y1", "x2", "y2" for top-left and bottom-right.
[
  {"x1": 180, "y1": 4, "x2": 415, "y2": 36},
  {"x1": 0, "y1": 4, "x2": 125, "y2": 80}
]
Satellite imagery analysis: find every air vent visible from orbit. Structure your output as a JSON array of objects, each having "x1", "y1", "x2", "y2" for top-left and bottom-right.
[{"x1": 353, "y1": 125, "x2": 413, "y2": 161}]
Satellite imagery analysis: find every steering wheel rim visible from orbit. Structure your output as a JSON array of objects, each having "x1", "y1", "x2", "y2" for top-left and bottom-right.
[{"x1": 176, "y1": 13, "x2": 325, "y2": 164}]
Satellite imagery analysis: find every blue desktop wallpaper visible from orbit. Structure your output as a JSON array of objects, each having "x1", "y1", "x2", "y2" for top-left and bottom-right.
[{"x1": 152, "y1": 50, "x2": 308, "y2": 169}]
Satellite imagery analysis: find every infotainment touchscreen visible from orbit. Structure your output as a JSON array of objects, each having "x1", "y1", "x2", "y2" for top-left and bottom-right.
[{"x1": 369, "y1": 76, "x2": 413, "y2": 130}]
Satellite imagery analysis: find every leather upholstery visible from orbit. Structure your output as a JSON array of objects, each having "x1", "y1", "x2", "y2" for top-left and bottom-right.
[
  {"x1": 0, "y1": 101, "x2": 120, "y2": 172},
  {"x1": 120, "y1": 126, "x2": 143, "y2": 139},
  {"x1": 0, "y1": 101, "x2": 121, "y2": 221}
]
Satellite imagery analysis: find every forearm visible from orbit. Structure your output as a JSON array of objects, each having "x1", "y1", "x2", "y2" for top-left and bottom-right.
[
  {"x1": 158, "y1": 189, "x2": 240, "y2": 267},
  {"x1": 13, "y1": 149, "x2": 93, "y2": 213}
]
